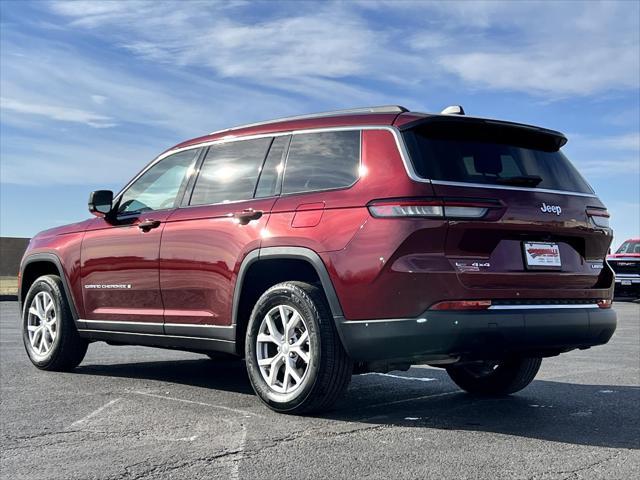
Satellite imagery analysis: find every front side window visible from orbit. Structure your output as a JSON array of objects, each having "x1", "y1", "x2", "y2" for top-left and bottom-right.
[
  {"x1": 190, "y1": 138, "x2": 272, "y2": 205},
  {"x1": 117, "y1": 149, "x2": 198, "y2": 215},
  {"x1": 282, "y1": 130, "x2": 360, "y2": 194}
]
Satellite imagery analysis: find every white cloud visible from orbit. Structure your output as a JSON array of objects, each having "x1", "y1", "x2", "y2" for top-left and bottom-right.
[
  {"x1": 45, "y1": 0, "x2": 639, "y2": 98},
  {"x1": 1, "y1": 97, "x2": 115, "y2": 128},
  {"x1": 596, "y1": 133, "x2": 640, "y2": 152},
  {"x1": 90, "y1": 94, "x2": 108, "y2": 105},
  {"x1": 564, "y1": 132, "x2": 640, "y2": 179}
]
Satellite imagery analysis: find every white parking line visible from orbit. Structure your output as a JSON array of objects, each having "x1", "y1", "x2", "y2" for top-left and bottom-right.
[
  {"x1": 132, "y1": 391, "x2": 261, "y2": 418},
  {"x1": 229, "y1": 424, "x2": 247, "y2": 480},
  {"x1": 364, "y1": 390, "x2": 458, "y2": 410},
  {"x1": 70, "y1": 398, "x2": 121, "y2": 427},
  {"x1": 361, "y1": 372, "x2": 437, "y2": 382}
]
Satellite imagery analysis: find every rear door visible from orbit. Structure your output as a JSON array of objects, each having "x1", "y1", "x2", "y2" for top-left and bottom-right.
[
  {"x1": 159, "y1": 135, "x2": 287, "y2": 338},
  {"x1": 401, "y1": 118, "x2": 612, "y2": 291}
]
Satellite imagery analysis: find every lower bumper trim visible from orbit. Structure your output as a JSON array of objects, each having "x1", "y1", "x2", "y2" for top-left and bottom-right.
[{"x1": 337, "y1": 307, "x2": 617, "y2": 362}]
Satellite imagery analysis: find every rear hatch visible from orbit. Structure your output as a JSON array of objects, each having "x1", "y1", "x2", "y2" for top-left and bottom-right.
[{"x1": 399, "y1": 115, "x2": 613, "y2": 291}]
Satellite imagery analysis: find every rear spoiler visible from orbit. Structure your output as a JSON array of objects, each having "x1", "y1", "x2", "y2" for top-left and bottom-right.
[{"x1": 397, "y1": 114, "x2": 568, "y2": 152}]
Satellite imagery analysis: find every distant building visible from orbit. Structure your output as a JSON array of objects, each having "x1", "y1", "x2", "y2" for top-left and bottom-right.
[{"x1": 0, "y1": 237, "x2": 30, "y2": 276}]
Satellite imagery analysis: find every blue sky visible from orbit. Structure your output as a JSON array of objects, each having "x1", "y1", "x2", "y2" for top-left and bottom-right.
[{"x1": 1, "y1": 0, "x2": 638, "y2": 249}]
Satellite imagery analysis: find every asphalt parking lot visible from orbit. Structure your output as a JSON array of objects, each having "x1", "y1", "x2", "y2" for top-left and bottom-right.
[{"x1": 1, "y1": 301, "x2": 638, "y2": 479}]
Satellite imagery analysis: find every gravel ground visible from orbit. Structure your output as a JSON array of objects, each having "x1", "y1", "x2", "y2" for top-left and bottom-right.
[{"x1": 1, "y1": 301, "x2": 638, "y2": 479}]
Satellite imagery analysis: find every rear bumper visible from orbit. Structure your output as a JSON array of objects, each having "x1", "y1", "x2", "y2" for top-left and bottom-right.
[
  {"x1": 613, "y1": 275, "x2": 640, "y2": 298},
  {"x1": 336, "y1": 306, "x2": 617, "y2": 362}
]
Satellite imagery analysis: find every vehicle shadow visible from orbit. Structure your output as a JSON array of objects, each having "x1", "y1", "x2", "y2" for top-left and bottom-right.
[{"x1": 75, "y1": 358, "x2": 639, "y2": 450}]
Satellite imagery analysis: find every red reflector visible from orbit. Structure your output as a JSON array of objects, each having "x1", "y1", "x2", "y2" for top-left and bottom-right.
[
  {"x1": 597, "y1": 299, "x2": 612, "y2": 309},
  {"x1": 430, "y1": 300, "x2": 492, "y2": 311}
]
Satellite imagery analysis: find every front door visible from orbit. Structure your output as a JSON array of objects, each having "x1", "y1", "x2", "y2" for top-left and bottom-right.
[{"x1": 80, "y1": 148, "x2": 200, "y2": 330}]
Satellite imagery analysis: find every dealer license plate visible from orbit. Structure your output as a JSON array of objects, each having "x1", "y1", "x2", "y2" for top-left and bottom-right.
[{"x1": 523, "y1": 242, "x2": 561, "y2": 270}]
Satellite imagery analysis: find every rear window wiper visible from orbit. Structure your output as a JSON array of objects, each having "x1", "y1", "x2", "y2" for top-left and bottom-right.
[{"x1": 495, "y1": 175, "x2": 543, "y2": 187}]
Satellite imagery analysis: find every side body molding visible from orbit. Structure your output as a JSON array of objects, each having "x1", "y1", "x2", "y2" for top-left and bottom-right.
[{"x1": 19, "y1": 253, "x2": 83, "y2": 328}]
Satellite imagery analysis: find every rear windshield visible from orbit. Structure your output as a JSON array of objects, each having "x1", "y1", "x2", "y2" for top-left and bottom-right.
[{"x1": 403, "y1": 123, "x2": 593, "y2": 194}]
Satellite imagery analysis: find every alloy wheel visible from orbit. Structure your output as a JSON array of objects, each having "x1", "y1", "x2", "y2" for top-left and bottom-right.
[
  {"x1": 26, "y1": 291, "x2": 58, "y2": 358},
  {"x1": 256, "y1": 304, "x2": 311, "y2": 394}
]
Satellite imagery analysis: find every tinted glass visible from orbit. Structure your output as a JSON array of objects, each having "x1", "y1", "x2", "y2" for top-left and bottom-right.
[
  {"x1": 282, "y1": 131, "x2": 360, "y2": 194},
  {"x1": 190, "y1": 138, "x2": 271, "y2": 205},
  {"x1": 255, "y1": 136, "x2": 289, "y2": 198},
  {"x1": 404, "y1": 127, "x2": 593, "y2": 193},
  {"x1": 118, "y1": 149, "x2": 198, "y2": 215}
]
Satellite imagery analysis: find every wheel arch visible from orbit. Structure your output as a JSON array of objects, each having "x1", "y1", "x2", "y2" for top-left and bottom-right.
[
  {"x1": 233, "y1": 247, "x2": 345, "y2": 356},
  {"x1": 19, "y1": 253, "x2": 80, "y2": 322}
]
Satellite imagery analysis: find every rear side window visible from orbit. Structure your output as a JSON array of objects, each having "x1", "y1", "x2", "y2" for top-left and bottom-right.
[
  {"x1": 282, "y1": 130, "x2": 360, "y2": 194},
  {"x1": 403, "y1": 125, "x2": 593, "y2": 194},
  {"x1": 190, "y1": 138, "x2": 271, "y2": 205}
]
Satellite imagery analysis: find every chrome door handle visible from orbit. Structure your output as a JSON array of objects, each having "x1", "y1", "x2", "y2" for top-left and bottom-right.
[
  {"x1": 233, "y1": 209, "x2": 263, "y2": 225},
  {"x1": 138, "y1": 219, "x2": 161, "y2": 232}
]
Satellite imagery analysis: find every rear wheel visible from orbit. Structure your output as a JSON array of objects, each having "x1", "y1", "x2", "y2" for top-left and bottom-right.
[
  {"x1": 245, "y1": 281, "x2": 353, "y2": 414},
  {"x1": 22, "y1": 275, "x2": 88, "y2": 371},
  {"x1": 446, "y1": 357, "x2": 542, "y2": 395}
]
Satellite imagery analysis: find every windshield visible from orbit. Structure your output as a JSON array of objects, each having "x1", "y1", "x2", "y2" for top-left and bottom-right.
[
  {"x1": 403, "y1": 124, "x2": 593, "y2": 194},
  {"x1": 616, "y1": 240, "x2": 640, "y2": 254}
]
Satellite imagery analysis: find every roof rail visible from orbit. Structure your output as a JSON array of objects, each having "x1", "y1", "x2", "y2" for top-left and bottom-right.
[{"x1": 209, "y1": 105, "x2": 409, "y2": 135}]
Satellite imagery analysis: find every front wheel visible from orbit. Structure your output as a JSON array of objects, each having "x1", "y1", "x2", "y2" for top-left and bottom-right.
[
  {"x1": 22, "y1": 275, "x2": 88, "y2": 371},
  {"x1": 245, "y1": 281, "x2": 353, "y2": 414},
  {"x1": 446, "y1": 357, "x2": 542, "y2": 395}
]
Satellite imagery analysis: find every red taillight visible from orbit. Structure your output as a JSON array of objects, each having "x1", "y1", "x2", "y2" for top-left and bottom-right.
[
  {"x1": 368, "y1": 198, "x2": 499, "y2": 219},
  {"x1": 586, "y1": 207, "x2": 610, "y2": 228},
  {"x1": 597, "y1": 299, "x2": 612, "y2": 309},
  {"x1": 429, "y1": 300, "x2": 492, "y2": 310}
]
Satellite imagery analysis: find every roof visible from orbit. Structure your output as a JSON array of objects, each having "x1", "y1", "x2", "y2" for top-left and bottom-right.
[{"x1": 166, "y1": 105, "x2": 567, "y2": 153}]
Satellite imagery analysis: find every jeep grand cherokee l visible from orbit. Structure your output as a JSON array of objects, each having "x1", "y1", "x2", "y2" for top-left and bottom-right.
[{"x1": 18, "y1": 105, "x2": 617, "y2": 413}]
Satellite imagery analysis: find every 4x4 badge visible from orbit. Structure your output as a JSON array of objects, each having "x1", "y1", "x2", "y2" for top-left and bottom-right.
[{"x1": 540, "y1": 202, "x2": 562, "y2": 215}]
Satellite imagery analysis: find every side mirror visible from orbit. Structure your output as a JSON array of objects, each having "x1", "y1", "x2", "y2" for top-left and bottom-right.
[{"x1": 88, "y1": 190, "x2": 114, "y2": 217}]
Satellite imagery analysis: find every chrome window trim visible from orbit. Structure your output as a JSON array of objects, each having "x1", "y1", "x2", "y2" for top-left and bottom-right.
[
  {"x1": 116, "y1": 124, "x2": 599, "y2": 204},
  {"x1": 429, "y1": 180, "x2": 597, "y2": 197},
  {"x1": 113, "y1": 132, "x2": 291, "y2": 203}
]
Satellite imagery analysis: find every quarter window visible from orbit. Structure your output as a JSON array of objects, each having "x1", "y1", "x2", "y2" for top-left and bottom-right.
[
  {"x1": 190, "y1": 138, "x2": 272, "y2": 205},
  {"x1": 117, "y1": 149, "x2": 198, "y2": 215},
  {"x1": 255, "y1": 136, "x2": 290, "y2": 198},
  {"x1": 282, "y1": 131, "x2": 360, "y2": 194}
]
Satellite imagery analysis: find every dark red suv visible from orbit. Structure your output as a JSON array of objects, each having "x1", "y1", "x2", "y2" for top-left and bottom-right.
[{"x1": 18, "y1": 105, "x2": 617, "y2": 413}]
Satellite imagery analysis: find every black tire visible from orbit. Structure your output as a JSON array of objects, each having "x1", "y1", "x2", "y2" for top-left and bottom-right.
[
  {"x1": 446, "y1": 357, "x2": 542, "y2": 395},
  {"x1": 22, "y1": 275, "x2": 88, "y2": 371},
  {"x1": 245, "y1": 281, "x2": 353, "y2": 414}
]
